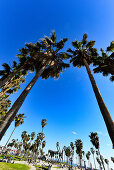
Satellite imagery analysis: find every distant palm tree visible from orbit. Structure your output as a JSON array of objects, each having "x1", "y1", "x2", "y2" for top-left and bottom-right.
[
  {"x1": 70, "y1": 142, "x2": 74, "y2": 168},
  {"x1": 5, "y1": 113, "x2": 25, "y2": 147},
  {"x1": 86, "y1": 151, "x2": 91, "y2": 168},
  {"x1": 41, "y1": 119, "x2": 47, "y2": 133},
  {"x1": 90, "y1": 147, "x2": 96, "y2": 169},
  {"x1": 56, "y1": 142, "x2": 60, "y2": 162},
  {"x1": 31, "y1": 132, "x2": 35, "y2": 141},
  {"x1": 68, "y1": 34, "x2": 114, "y2": 146},
  {"x1": 89, "y1": 132, "x2": 105, "y2": 170},
  {"x1": 104, "y1": 159, "x2": 109, "y2": 170},
  {"x1": 75, "y1": 139, "x2": 83, "y2": 170},
  {"x1": 65, "y1": 146, "x2": 71, "y2": 165}
]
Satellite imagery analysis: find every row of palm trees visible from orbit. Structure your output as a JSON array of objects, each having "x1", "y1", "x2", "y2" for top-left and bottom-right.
[
  {"x1": 0, "y1": 32, "x2": 114, "y2": 147},
  {"x1": 47, "y1": 133, "x2": 114, "y2": 170},
  {"x1": 5, "y1": 119, "x2": 47, "y2": 161}
]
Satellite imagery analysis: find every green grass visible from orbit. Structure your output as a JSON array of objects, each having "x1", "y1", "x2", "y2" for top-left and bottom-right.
[
  {"x1": 0, "y1": 162, "x2": 30, "y2": 170},
  {"x1": 34, "y1": 165, "x2": 48, "y2": 170},
  {"x1": 0, "y1": 155, "x2": 30, "y2": 161},
  {"x1": 53, "y1": 167, "x2": 60, "y2": 168}
]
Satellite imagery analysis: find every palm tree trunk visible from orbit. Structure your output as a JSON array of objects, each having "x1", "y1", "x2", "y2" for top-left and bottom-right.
[
  {"x1": 80, "y1": 157, "x2": 82, "y2": 170},
  {"x1": 83, "y1": 58, "x2": 114, "y2": 147},
  {"x1": 0, "y1": 65, "x2": 47, "y2": 141},
  {"x1": 99, "y1": 154, "x2": 105, "y2": 170},
  {"x1": 5, "y1": 127, "x2": 16, "y2": 147},
  {"x1": 93, "y1": 154, "x2": 96, "y2": 169}
]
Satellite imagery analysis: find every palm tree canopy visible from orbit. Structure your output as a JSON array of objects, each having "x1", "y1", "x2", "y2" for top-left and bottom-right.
[
  {"x1": 41, "y1": 119, "x2": 47, "y2": 129},
  {"x1": 31, "y1": 132, "x2": 35, "y2": 140},
  {"x1": 89, "y1": 132, "x2": 99, "y2": 149},
  {"x1": 65, "y1": 146, "x2": 71, "y2": 157},
  {"x1": 15, "y1": 113, "x2": 25, "y2": 128},
  {"x1": 67, "y1": 33, "x2": 98, "y2": 68},
  {"x1": 93, "y1": 42, "x2": 114, "y2": 82},
  {"x1": 75, "y1": 139, "x2": 83, "y2": 159},
  {"x1": 104, "y1": 159, "x2": 109, "y2": 164}
]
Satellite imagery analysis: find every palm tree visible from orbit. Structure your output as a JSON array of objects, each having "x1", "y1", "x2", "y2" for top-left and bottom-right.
[
  {"x1": 104, "y1": 159, "x2": 109, "y2": 170},
  {"x1": 90, "y1": 147, "x2": 96, "y2": 169},
  {"x1": 0, "y1": 32, "x2": 69, "y2": 141},
  {"x1": 56, "y1": 142, "x2": 60, "y2": 162},
  {"x1": 70, "y1": 142, "x2": 74, "y2": 169},
  {"x1": 5, "y1": 113, "x2": 25, "y2": 147},
  {"x1": 75, "y1": 139, "x2": 83, "y2": 170},
  {"x1": 31, "y1": 132, "x2": 35, "y2": 141},
  {"x1": 65, "y1": 146, "x2": 71, "y2": 165},
  {"x1": 89, "y1": 132, "x2": 105, "y2": 170},
  {"x1": 67, "y1": 33, "x2": 114, "y2": 146},
  {"x1": 93, "y1": 41, "x2": 114, "y2": 81},
  {"x1": 41, "y1": 119, "x2": 47, "y2": 133},
  {"x1": 86, "y1": 151, "x2": 91, "y2": 168}
]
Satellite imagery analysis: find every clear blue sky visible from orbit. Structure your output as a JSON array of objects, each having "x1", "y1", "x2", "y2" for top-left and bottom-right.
[{"x1": 0, "y1": 0, "x2": 114, "y2": 168}]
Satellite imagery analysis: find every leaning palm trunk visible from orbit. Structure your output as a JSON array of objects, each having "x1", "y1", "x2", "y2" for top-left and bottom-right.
[
  {"x1": 0, "y1": 65, "x2": 47, "y2": 140},
  {"x1": 5, "y1": 127, "x2": 16, "y2": 147},
  {"x1": 83, "y1": 58, "x2": 114, "y2": 147}
]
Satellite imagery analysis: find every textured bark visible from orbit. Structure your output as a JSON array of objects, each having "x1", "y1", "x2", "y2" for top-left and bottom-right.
[
  {"x1": 0, "y1": 65, "x2": 46, "y2": 141},
  {"x1": 83, "y1": 58, "x2": 114, "y2": 147}
]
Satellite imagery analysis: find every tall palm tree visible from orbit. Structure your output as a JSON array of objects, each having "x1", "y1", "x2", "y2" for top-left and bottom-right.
[
  {"x1": 90, "y1": 147, "x2": 96, "y2": 169},
  {"x1": 67, "y1": 33, "x2": 114, "y2": 146},
  {"x1": 41, "y1": 119, "x2": 47, "y2": 133},
  {"x1": 56, "y1": 142, "x2": 60, "y2": 162},
  {"x1": 89, "y1": 132, "x2": 105, "y2": 170},
  {"x1": 0, "y1": 32, "x2": 69, "y2": 140},
  {"x1": 5, "y1": 113, "x2": 25, "y2": 147},
  {"x1": 75, "y1": 139, "x2": 83, "y2": 170},
  {"x1": 70, "y1": 142, "x2": 74, "y2": 169},
  {"x1": 104, "y1": 159, "x2": 109, "y2": 170},
  {"x1": 86, "y1": 151, "x2": 91, "y2": 168},
  {"x1": 65, "y1": 146, "x2": 71, "y2": 165}
]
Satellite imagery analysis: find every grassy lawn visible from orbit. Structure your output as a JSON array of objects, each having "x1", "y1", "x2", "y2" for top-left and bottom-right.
[
  {"x1": 0, "y1": 155, "x2": 29, "y2": 161},
  {"x1": 0, "y1": 162, "x2": 30, "y2": 170},
  {"x1": 34, "y1": 165, "x2": 48, "y2": 170}
]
